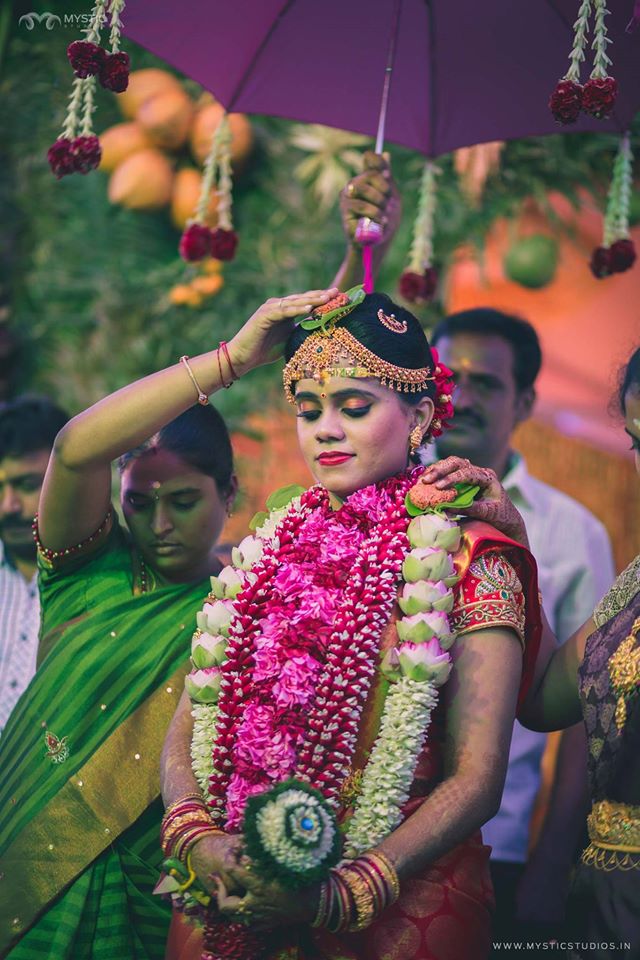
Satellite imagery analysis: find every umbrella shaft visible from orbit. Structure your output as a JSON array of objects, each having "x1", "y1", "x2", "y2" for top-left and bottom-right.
[{"x1": 375, "y1": 0, "x2": 404, "y2": 153}]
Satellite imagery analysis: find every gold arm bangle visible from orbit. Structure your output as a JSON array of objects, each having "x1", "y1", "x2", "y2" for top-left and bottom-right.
[
  {"x1": 163, "y1": 792, "x2": 206, "y2": 820},
  {"x1": 180, "y1": 355, "x2": 209, "y2": 406}
]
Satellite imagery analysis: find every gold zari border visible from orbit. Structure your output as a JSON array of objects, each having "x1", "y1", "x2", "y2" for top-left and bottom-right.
[{"x1": 0, "y1": 662, "x2": 188, "y2": 956}]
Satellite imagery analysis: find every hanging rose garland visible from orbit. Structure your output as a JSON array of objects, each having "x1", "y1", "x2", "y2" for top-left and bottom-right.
[
  {"x1": 398, "y1": 160, "x2": 439, "y2": 304},
  {"x1": 590, "y1": 133, "x2": 636, "y2": 278},
  {"x1": 179, "y1": 114, "x2": 238, "y2": 262},
  {"x1": 549, "y1": 0, "x2": 617, "y2": 124},
  {"x1": 48, "y1": 0, "x2": 130, "y2": 178}
]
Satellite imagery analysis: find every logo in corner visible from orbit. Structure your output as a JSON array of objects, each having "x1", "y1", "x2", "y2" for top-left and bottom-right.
[{"x1": 19, "y1": 12, "x2": 62, "y2": 30}]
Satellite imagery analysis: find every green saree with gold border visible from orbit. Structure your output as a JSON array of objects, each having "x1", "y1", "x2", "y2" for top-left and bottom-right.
[{"x1": 0, "y1": 517, "x2": 208, "y2": 959}]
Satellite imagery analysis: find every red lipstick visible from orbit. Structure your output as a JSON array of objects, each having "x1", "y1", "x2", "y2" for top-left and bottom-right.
[{"x1": 317, "y1": 452, "x2": 355, "y2": 466}]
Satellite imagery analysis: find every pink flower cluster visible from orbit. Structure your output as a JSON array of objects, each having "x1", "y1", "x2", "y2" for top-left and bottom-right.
[{"x1": 205, "y1": 471, "x2": 421, "y2": 829}]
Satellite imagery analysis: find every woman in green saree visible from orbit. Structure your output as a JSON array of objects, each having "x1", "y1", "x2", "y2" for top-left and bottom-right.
[{"x1": 0, "y1": 287, "x2": 336, "y2": 959}]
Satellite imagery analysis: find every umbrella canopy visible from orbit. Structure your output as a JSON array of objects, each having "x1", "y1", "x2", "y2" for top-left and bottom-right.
[{"x1": 124, "y1": 0, "x2": 640, "y2": 155}]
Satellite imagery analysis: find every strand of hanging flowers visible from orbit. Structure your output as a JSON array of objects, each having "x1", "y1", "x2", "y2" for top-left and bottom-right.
[
  {"x1": 179, "y1": 114, "x2": 239, "y2": 262},
  {"x1": 48, "y1": 0, "x2": 130, "y2": 178},
  {"x1": 398, "y1": 161, "x2": 439, "y2": 304},
  {"x1": 549, "y1": 0, "x2": 617, "y2": 124},
  {"x1": 590, "y1": 133, "x2": 636, "y2": 278}
]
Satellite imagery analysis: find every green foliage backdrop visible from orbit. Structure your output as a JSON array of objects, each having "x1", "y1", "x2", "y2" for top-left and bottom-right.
[{"x1": 1, "y1": 0, "x2": 638, "y2": 424}]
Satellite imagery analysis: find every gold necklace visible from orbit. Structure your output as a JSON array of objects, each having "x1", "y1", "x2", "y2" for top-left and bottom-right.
[{"x1": 609, "y1": 615, "x2": 640, "y2": 732}]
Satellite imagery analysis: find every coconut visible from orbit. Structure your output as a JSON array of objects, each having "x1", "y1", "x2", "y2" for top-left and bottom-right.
[
  {"x1": 108, "y1": 149, "x2": 174, "y2": 210},
  {"x1": 189, "y1": 102, "x2": 253, "y2": 167},
  {"x1": 503, "y1": 235, "x2": 559, "y2": 289},
  {"x1": 170, "y1": 168, "x2": 219, "y2": 230},
  {"x1": 98, "y1": 122, "x2": 153, "y2": 173},
  {"x1": 138, "y1": 90, "x2": 195, "y2": 151},
  {"x1": 116, "y1": 68, "x2": 183, "y2": 120}
]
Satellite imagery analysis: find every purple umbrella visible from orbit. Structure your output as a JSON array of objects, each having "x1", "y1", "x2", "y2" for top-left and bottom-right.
[{"x1": 123, "y1": 0, "x2": 639, "y2": 156}]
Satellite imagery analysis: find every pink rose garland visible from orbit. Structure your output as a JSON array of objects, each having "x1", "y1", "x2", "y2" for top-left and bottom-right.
[{"x1": 204, "y1": 473, "x2": 419, "y2": 829}]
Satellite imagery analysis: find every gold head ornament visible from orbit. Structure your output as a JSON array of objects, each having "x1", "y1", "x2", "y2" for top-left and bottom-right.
[{"x1": 282, "y1": 326, "x2": 434, "y2": 403}]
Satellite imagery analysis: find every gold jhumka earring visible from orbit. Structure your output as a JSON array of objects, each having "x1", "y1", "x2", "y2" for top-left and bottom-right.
[{"x1": 409, "y1": 425, "x2": 423, "y2": 454}]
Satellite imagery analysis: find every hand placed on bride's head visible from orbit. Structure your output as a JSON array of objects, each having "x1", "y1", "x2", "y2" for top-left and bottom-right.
[
  {"x1": 227, "y1": 288, "x2": 339, "y2": 378},
  {"x1": 420, "y1": 456, "x2": 530, "y2": 547}
]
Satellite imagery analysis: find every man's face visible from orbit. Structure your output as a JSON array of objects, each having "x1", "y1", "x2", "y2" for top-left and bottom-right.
[
  {"x1": 0, "y1": 449, "x2": 51, "y2": 556},
  {"x1": 434, "y1": 333, "x2": 533, "y2": 470}
]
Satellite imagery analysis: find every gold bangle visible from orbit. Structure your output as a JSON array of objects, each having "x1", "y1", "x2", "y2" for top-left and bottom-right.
[
  {"x1": 340, "y1": 866, "x2": 376, "y2": 931},
  {"x1": 180, "y1": 355, "x2": 209, "y2": 406},
  {"x1": 163, "y1": 793, "x2": 206, "y2": 820},
  {"x1": 367, "y1": 851, "x2": 400, "y2": 903}
]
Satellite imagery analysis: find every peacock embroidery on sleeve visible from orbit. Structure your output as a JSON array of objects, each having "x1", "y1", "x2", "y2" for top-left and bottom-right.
[{"x1": 449, "y1": 551, "x2": 526, "y2": 644}]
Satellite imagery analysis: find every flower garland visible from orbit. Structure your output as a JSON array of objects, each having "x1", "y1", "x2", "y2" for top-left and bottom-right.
[
  {"x1": 180, "y1": 113, "x2": 238, "y2": 263},
  {"x1": 207, "y1": 478, "x2": 416, "y2": 829},
  {"x1": 549, "y1": 0, "x2": 617, "y2": 124},
  {"x1": 343, "y1": 509, "x2": 460, "y2": 855},
  {"x1": 398, "y1": 161, "x2": 439, "y2": 304},
  {"x1": 48, "y1": 0, "x2": 130, "y2": 179},
  {"x1": 186, "y1": 474, "x2": 471, "y2": 854},
  {"x1": 590, "y1": 133, "x2": 636, "y2": 278}
]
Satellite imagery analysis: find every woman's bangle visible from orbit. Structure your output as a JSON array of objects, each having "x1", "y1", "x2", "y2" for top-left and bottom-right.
[
  {"x1": 315, "y1": 853, "x2": 401, "y2": 933},
  {"x1": 180, "y1": 355, "x2": 209, "y2": 405},
  {"x1": 163, "y1": 793, "x2": 205, "y2": 821},
  {"x1": 311, "y1": 880, "x2": 330, "y2": 928},
  {"x1": 220, "y1": 341, "x2": 239, "y2": 382}
]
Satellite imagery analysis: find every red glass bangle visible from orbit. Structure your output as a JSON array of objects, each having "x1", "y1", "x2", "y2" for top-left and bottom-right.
[{"x1": 220, "y1": 340, "x2": 238, "y2": 382}]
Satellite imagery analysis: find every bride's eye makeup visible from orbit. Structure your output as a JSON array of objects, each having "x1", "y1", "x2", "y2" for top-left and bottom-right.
[{"x1": 342, "y1": 402, "x2": 371, "y2": 418}]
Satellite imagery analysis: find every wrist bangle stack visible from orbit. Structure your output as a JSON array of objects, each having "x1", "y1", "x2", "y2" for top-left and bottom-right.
[
  {"x1": 180, "y1": 355, "x2": 209, "y2": 406},
  {"x1": 160, "y1": 794, "x2": 223, "y2": 862},
  {"x1": 312, "y1": 851, "x2": 400, "y2": 933}
]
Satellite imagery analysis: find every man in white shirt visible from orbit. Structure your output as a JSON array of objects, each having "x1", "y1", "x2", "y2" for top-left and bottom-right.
[
  {"x1": 429, "y1": 308, "x2": 615, "y2": 944},
  {"x1": 0, "y1": 395, "x2": 68, "y2": 733}
]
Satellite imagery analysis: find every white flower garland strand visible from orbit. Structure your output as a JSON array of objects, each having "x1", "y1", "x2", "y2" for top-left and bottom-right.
[
  {"x1": 190, "y1": 702, "x2": 219, "y2": 794},
  {"x1": 590, "y1": 0, "x2": 612, "y2": 80},
  {"x1": 565, "y1": 0, "x2": 592, "y2": 83},
  {"x1": 344, "y1": 677, "x2": 439, "y2": 857},
  {"x1": 407, "y1": 161, "x2": 438, "y2": 274},
  {"x1": 604, "y1": 133, "x2": 633, "y2": 247}
]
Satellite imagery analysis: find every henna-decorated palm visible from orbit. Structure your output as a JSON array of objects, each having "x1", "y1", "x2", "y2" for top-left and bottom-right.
[{"x1": 420, "y1": 457, "x2": 530, "y2": 547}]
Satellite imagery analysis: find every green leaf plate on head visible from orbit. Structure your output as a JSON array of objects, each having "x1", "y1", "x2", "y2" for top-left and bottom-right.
[
  {"x1": 299, "y1": 284, "x2": 366, "y2": 332},
  {"x1": 405, "y1": 482, "x2": 481, "y2": 517}
]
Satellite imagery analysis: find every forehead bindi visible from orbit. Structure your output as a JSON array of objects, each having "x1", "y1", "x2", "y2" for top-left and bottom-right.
[
  {"x1": 121, "y1": 449, "x2": 206, "y2": 494},
  {"x1": 295, "y1": 377, "x2": 388, "y2": 402}
]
